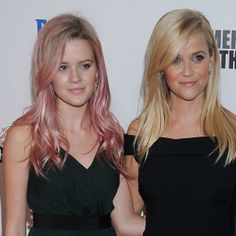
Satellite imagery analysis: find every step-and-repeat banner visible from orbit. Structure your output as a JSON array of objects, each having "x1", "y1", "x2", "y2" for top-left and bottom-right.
[{"x1": 0, "y1": 0, "x2": 236, "y2": 231}]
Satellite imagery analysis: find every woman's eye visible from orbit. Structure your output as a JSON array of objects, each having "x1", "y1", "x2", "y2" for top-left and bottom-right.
[
  {"x1": 59, "y1": 64, "x2": 67, "y2": 71},
  {"x1": 81, "y1": 63, "x2": 91, "y2": 70},
  {"x1": 193, "y1": 54, "x2": 204, "y2": 63},
  {"x1": 172, "y1": 56, "x2": 181, "y2": 65}
]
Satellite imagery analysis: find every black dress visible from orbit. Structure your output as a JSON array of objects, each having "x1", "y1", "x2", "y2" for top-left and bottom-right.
[
  {"x1": 125, "y1": 134, "x2": 236, "y2": 236},
  {"x1": 27, "y1": 148, "x2": 118, "y2": 236}
]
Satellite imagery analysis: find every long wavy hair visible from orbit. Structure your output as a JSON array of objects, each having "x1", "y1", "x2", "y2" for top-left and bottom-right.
[
  {"x1": 12, "y1": 14, "x2": 125, "y2": 176},
  {"x1": 136, "y1": 9, "x2": 236, "y2": 164}
]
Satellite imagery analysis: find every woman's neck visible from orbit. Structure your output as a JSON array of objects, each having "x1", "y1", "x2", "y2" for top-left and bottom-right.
[
  {"x1": 57, "y1": 103, "x2": 92, "y2": 134},
  {"x1": 165, "y1": 98, "x2": 204, "y2": 138}
]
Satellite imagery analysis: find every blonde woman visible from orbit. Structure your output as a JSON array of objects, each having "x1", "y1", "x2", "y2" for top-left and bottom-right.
[{"x1": 125, "y1": 9, "x2": 236, "y2": 236}]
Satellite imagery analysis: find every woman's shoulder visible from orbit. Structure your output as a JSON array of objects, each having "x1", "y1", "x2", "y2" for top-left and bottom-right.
[
  {"x1": 5, "y1": 124, "x2": 31, "y2": 140},
  {"x1": 2, "y1": 124, "x2": 32, "y2": 164},
  {"x1": 127, "y1": 118, "x2": 140, "y2": 136},
  {"x1": 4, "y1": 124, "x2": 32, "y2": 152}
]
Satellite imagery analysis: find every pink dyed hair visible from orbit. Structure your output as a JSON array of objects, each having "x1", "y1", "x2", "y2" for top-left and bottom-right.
[{"x1": 13, "y1": 14, "x2": 125, "y2": 176}]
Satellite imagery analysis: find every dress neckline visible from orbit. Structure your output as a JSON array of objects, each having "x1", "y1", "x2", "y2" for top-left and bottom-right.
[
  {"x1": 60, "y1": 147, "x2": 97, "y2": 170},
  {"x1": 125, "y1": 133, "x2": 215, "y2": 141}
]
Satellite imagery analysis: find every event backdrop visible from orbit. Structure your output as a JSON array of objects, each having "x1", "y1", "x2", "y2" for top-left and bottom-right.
[{"x1": 1, "y1": 0, "x2": 236, "y2": 232}]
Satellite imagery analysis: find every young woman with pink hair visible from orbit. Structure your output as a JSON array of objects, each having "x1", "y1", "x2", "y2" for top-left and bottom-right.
[{"x1": 3, "y1": 13, "x2": 144, "y2": 236}]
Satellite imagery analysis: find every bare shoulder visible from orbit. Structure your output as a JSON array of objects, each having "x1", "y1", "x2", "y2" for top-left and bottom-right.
[
  {"x1": 5, "y1": 125, "x2": 31, "y2": 144},
  {"x1": 127, "y1": 118, "x2": 140, "y2": 135},
  {"x1": 3, "y1": 125, "x2": 32, "y2": 161}
]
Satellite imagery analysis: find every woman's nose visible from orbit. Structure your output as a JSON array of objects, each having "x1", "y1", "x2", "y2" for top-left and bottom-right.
[
  {"x1": 70, "y1": 69, "x2": 81, "y2": 83},
  {"x1": 181, "y1": 62, "x2": 193, "y2": 76}
]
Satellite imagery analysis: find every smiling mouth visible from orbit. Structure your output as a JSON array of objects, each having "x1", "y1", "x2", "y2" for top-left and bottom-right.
[
  {"x1": 180, "y1": 81, "x2": 197, "y2": 86},
  {"x1": 68, "y1": 88, "x2": 84, "y2": 93}
]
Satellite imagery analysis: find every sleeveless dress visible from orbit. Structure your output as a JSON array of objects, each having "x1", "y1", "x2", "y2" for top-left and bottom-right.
[
  {"x1": 124, "y1": 134, "x2": 236, "y2": 236},
  {"x1": 27, "y1": 148, "x2": 119, "y2": 236}
]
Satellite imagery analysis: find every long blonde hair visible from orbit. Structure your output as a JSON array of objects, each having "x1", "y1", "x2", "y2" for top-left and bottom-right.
[{"x1": 136, "y1": 9, "x2": 236, "y2": 164}]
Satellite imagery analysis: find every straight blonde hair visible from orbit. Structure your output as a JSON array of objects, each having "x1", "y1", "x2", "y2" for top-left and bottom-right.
[{"x1": 136, "y1": 9, "x2": 236, "y2": 164}]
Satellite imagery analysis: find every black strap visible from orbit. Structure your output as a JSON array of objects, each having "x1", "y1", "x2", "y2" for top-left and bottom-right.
[{"x1": 33, "y1": 212, "x2": 112, "y2": 231}]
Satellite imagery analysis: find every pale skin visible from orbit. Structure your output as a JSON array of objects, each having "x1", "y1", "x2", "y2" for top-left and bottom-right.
[
  {"x1": 3, "y1": 38, "x2": 145, "y2": 236},
  {"x1": 126, "y1": 32, "x2": 216, "y2": 213}
]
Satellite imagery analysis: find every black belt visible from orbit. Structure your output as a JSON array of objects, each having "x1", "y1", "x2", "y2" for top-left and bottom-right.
[{"x1": 33, "y1": 212, "x2": 112, "y2": 231}]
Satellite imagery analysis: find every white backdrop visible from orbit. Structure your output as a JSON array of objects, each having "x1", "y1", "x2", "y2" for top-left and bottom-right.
[{"x1": 1, "y1": 0, "x2": 236, "y2": 232}]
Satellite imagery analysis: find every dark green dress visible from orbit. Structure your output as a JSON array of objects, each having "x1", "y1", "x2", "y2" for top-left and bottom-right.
[{"x1": 27, "y1": 148, "x2": 119, "y2": 235}]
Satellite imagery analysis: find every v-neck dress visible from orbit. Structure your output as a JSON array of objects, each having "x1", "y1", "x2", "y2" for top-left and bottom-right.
[
  {"x1": 27, "y1": 148, "x2": 119, "y2": 235},
  {"x1": 124, "y1": 134, "x2": 236, "y2": 236}
]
